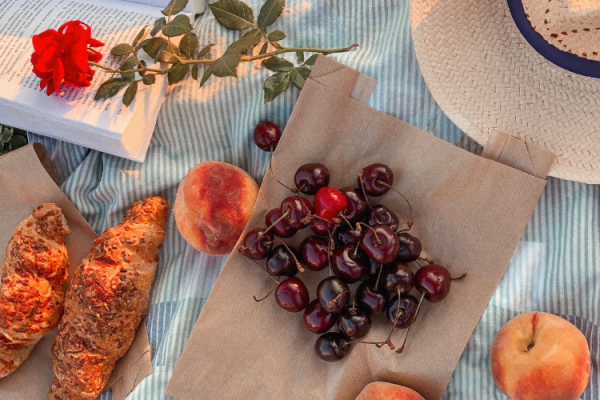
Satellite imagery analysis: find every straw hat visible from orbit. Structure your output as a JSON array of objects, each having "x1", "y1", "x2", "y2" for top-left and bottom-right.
[{"x1": 411, "y1": 0, "x2": 600, "y2": 183}]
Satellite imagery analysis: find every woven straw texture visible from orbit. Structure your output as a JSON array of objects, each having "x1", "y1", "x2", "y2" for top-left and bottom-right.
[
  {"x1": 412, "y1": 0, "x2": 600, "y2": 183},
  {"x1": 523, "y1": 0, "x2": 600, "y2": 61}
]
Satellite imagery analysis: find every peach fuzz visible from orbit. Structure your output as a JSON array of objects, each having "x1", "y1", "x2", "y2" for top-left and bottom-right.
[
  {"x1": 174, "y1": 161, "x2": 259, "y2": 256},
  {"x1": 356, "y1": 382, "x2": 425, "y2": 400},
  {"x1": 490, "y1": 312, "x2": 590, "y2": 400}
]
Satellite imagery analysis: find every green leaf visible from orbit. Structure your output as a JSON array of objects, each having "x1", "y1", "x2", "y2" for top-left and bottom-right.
[
  {"x1": 132, "y1": 27, "x2": 146, "y2": 47},
  {"x1": 111, "y1": 43, "x2": 133, "y2": 56},
  {"x1": 242, "y1": 29, "x2": 262, "y2": 38},
  {"x1": 200, "y1": 51, "x2": 241, "y2": 86},
  {"x1": 179, "y1": 32, "x2": 199, "y2": 58},
  {"x1": 168, "y1": 63, "x2": 190, "y2": 84},
  {"x1": 197, "y1": 44, "x2": 215, "y2": 58},
  {"x1": 208, "y1": 0, "x2": 255, "y2": 30},
  {"x1": 263, "y1": 56, "x2": 293, "y2": 72},
  {"x1": 226, "y1": 35, "x2": 261, "y2": 55},
  {"x1": 257, "y1": 0, "x2": 285, "y2": 28},
  {"x1": 296, "y1": 51, "x2": 304, "y2": 62},
  {"x1": 161, "y1": 0, "x2": 189, "y2": 16},
  {"x1": 263, "y1": 71, "x2": 291, "y2": 103},
  {"x1": 138, "y1": 60, "x2": 147, "y2": 76},
  {"x1": 119, "y1": 56, "x2": 138, "y2": 80},
  {"x1": 0, "y1": 127, "x2": 13, "y2": 143},
  {"x1": 151, "y1": 17, "x2": 166, "y2": 36},
  {"x1": 290, "y1": 66, "x2": 310, "y2": 89},
  {"x1": 142, "y1": 74, "x2": 156, "y2": 85},
  {"x1": 191, "y1": 64, "x2": 199, "y2": 80},
  {"x1": 158, "y1": 44, "x2": 182, "y2": 63},
  {"x1": 162, "y1": 14, "x2": 193, "y2": 37},
  {"x1": 259, "y1": 42, "x2": 268, "y2": 55},
  {"x1": 142, "y1": 37, "x2": 168, "y2": 58},
  {"x1": 95, "y1": 78, "x2": 130, "y2": 100},
  {"x1": 8, "y1": 134, "x2": 26, "y2": 150},
  {"x1": 305, "y1": 54, "x2": 318, "y2": 66},
  {"x1": 267, "y1": 30, "x2": 285, "y2": 42},
  {"x1": 123, "y1": 81, "x2": 138, "y2": 107}
]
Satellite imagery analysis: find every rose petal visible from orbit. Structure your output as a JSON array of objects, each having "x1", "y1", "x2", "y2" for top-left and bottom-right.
[
  {"x1": 88, "y1": 38, "x2": 104, "y2": 48},
  {"x1": 32, "y1": 30, "x2": 59, "y2": 53},
  {"x1": 88, "y1": 49, "x2": 103, "y2": 63},
  {"x1": 53, "y1": 57, "x2": 65, "y2": 88}
]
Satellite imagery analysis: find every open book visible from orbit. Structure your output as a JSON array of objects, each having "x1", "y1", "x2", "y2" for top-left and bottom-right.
[{"x1": 0, "y1": 0, "x2": 205, "y2": 162}]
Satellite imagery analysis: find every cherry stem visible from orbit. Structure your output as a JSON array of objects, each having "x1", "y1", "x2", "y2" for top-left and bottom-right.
[
  {"x1": 249, "y1": 209, "x2": 291, "y2": 248},
  {"x1": 327, "y1": 290, "x2": 350, "y2": 310},
  {"x1": 253, "y1": 282, "x2": 278, "y2": 302},
  {"x1": 309, "y1": 213, "x2": 341, "y2": 224},
  {"x1": 356, "y1": 222, "x2": 381, "y2": 244},
  {"x1": 451, "y1": 273, "x2": 468, "y2": 281},
  {"x1": 327, "y1": 230, "x2": 335, "y2": 276},
  {"x1": 380, "y1": 288, "x2": 404, "y2": 349},
  {"x1": 243, "y1": 254, "x2": 279, "y2": 284},
  {"x1": 418, "y1": 255, "x2": 435, "y2": 265},
  {"x1": 277, "y1": 239, "x2": 305, "y2": 273},
  {"x1": 338, "y1": 213, "x2": 354, "y2": 228},
  {"x1": 353, "y1": 241, "x2": 361, "y2": 257},
  {"x1": 374, "y1": 263, "x2": 383, "y2": 291},
  {"x1": 358, "y1": 170, "x2": 374, "y2": 211},
  {"x1": 269, "y1": 147, "x2": 295, "y2": 192},
  {"x1": 377, "y1": 180, "x2": 413, "y2": 230},
  {"x1": 397, "y1": 291, "x2": 426, "y2": 354}
]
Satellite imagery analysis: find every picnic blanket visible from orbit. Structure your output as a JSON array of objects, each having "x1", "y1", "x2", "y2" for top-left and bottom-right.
[{"x1": 29, "y1": 1, "x2": 600, "y2": 398}]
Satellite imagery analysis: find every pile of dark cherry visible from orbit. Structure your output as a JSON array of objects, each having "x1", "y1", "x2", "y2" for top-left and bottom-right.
[{"x1": 240, "y1": 121, "x2": 465, "y2": 362}]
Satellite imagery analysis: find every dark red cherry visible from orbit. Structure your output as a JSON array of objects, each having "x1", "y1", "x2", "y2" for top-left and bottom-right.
[
  {"x1": 254, "y1": 121, "x2": 282, "y2": 151},
  {"x1": 337, "y1": 308, "x2": 371, "y2": 339},
  {"x1": 364, "y1": 258, "x2": 381, "y2": 280},
  {"x1": 310, "y1": 217, "x2": 336, "y2": 236},
  {"x1": 280, "y1": 196, "x2": 312, "y2": 230},
  {"x1": 299, "y1": 236, "x2": 329, "y2": 271},
  {"x1": 275, "y1": 277, "x2": 309, "y2": 312},
  {"x1": 359, "y1": 163, "x2": 394, "y2": 197},
  {"x1": 265, "y1": 208, "x2": 297, "y2": 238},
  {"x1": 266, "y1": 245, "x2": 299, "y2": 277},
  {"x1": 239, "y1": 228, "x2": 273, "y2": 260},
  {"x1": 414, "y1": 264, "x2": 451, "y2": 303},
  {"x1": 381, "y1": 261, "x2": 414, "y2": 294},
  {"x1": 317, "y1": 276, "x2": 349, "y2": 313},
  {"x1": 332, "y1": 245, "x2": 368, "y2": 284},
  {"x1": 313, "y1": 187, "x2": 348, "y2": 221},
  {"x1": 294, "y1": 163, "x2": 330, "y2": 195},
  {"x1": 396, "y1": 233, "x2": 422, "y2": 262},
  {"x1": 386, "y1": 294, "x2": 418, "y2": 328},
  {"x1": 356, "y1": 281, "x2": 389, "y2": 316},
  {"x1": 334, "y1": 225, "x2": 361, "y2": 247},
  {"x1": 314, "y1": 332, "x2": 350, "y2": 362},
  {"x1": 339, "y1": 187, "x2": 368, "y2": 223},
  {"x1": 303, "y1": 299, "x2": 336, "y2": 334},
  {"x1": 367, "y1": 204, "x2": 399, "y2": 228},
  {"x1": 360, "y1": 224, "x2": 400, "y2": 264}
]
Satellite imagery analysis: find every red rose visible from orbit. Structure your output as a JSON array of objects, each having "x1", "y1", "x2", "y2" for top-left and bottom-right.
[{"x1": 31, "y1": 20, "x2": 104, "y2": 96}]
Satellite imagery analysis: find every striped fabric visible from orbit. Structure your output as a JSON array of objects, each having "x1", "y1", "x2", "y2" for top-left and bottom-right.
[{"x1": 29, "y1": 1, "x2": 599, "y2": 399}]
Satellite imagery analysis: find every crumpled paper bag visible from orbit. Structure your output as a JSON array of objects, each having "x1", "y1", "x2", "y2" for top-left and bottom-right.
[
  {"x1": 165, "y1": 57, "x2": 554, "y2": 400},
  {"x1": 0, "y1": 143, "x2": 153, "y2": 400}
]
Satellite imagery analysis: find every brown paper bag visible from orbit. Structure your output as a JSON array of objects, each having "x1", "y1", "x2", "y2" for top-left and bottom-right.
[
  {"x1": 0, "y1": 143, "x2": 153, "y2": 400},
  {"x1": 165, "y1": 57, "x2": 554, "y2": 400}
]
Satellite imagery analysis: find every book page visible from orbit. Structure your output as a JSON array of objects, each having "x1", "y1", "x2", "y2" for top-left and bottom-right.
[
  {"x1": 126, "y1": 0, "x2": 206, "y2": 14},
  {"x1": 0, "y1": 0, "x2": 162, "y2": 136}
]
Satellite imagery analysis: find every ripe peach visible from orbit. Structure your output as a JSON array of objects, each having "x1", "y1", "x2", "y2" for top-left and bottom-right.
[
  {"x1": 356, "y1": 382, "x2": 425, "y2": 400},
  {"x1": 490, "y1": 312, "x2": 590, "y2": 400},
  {"x1": 174, "y1": 161, "x2": 259, "y2": 256}
]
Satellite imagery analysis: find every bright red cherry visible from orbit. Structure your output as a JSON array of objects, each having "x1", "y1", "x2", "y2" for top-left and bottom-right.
[
  {"x1": 254, "y1": 121, "x2": 282, "y2": 151},
  {"x1": 359, "y1": 163, "x2": 394, "y2": 197},
  {"x1": 360, "y1": 224, "x2": 400, "y2": 264},
  {"x1": 303, "y1": 299, "x2": 336, "y2": 334},
  {"x1": 294, "y1": 163, "x2": 330, "y2": 195},
  {"x1": 414, "y1": 265, "x2": 452, "y2": 303},
  {"x1": 275, "y1": 277, "x2": 309, "y2": 312},
  {"x1": 265, "y1": 208, "x2": 297, "y2": 238},
  {"x1": 280, "y1": 196, "x2": 312, "y2": 230},
  {"x1": 313, "y1": 187, "x2": 348, "y2": 221}
]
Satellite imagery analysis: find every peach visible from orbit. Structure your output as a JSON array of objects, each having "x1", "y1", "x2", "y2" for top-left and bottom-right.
[
  {"x1": 356, "y1": 382, "x2": 425, "y2": 400},
  {"x1": 174, "y1": 161, "x2": 259, "y2": 256},
  {"x1": 490, "y1": 312, "x2": 590, "y2": 400}
]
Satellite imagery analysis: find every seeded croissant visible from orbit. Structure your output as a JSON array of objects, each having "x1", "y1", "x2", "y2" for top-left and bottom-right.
[
  {"x1": 49, "y1": 196, "x2": 168, "y2": 400},
  {"x1": 0, "y1": 204, "x2": 70, "y2": 379}
]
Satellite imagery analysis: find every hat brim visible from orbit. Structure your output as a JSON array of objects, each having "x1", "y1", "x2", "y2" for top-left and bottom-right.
[{"x1": 411, "y1": 0, "x2": 600, "y2": 183}]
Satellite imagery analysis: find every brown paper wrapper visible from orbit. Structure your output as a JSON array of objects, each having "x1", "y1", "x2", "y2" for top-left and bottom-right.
[
  {"x1": 0, "y1": 143, "x2": 153, "y2": 400},
  {"x1": 165, "y1": 57, "x2": 554, "y2": 400}
]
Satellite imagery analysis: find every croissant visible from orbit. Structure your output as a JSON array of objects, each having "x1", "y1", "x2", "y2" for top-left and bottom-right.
[
  {"x1": 0, "y1": 204, "x2": 70, "y2": 379},
  {"x1": 49, "y1": 196, "x2": 168, "y2": 400}
]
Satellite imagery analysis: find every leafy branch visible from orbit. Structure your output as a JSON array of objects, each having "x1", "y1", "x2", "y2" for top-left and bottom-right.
[
  {"x1": 0, "y1": 124, "x2": 28, "y2": 155},
  {"x1": 92, "y1": 0, "x2": 358, "y2": 106}
]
